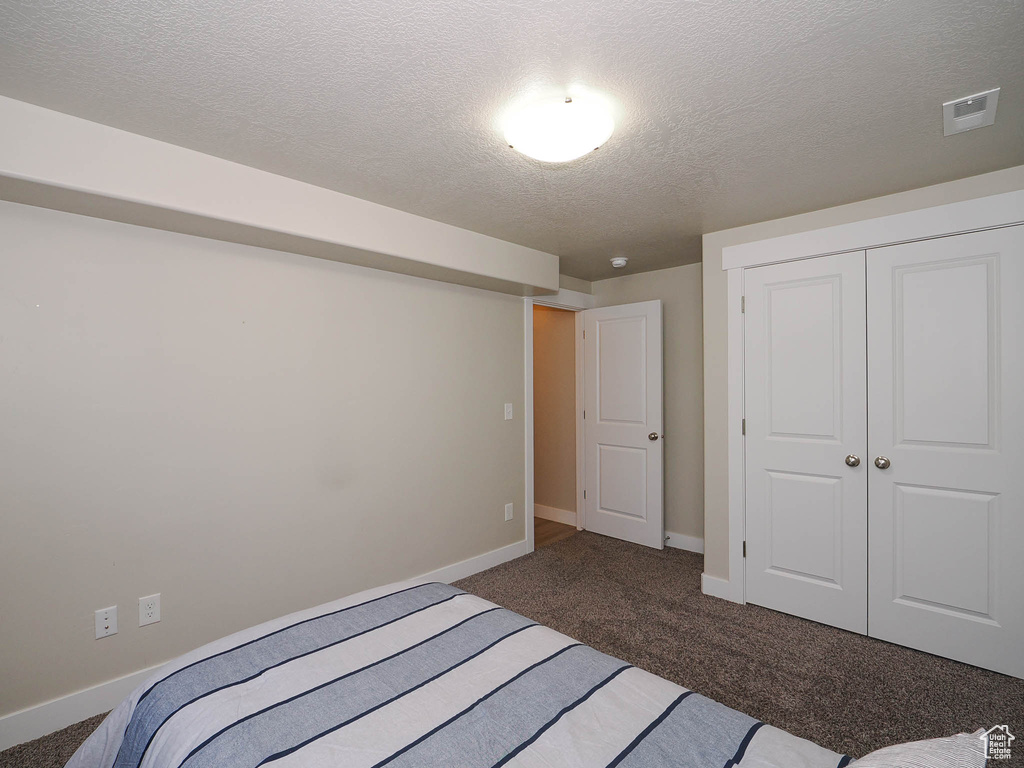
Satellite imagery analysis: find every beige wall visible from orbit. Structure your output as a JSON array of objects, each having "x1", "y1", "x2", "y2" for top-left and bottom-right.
[
  {"x1": 533, "y1": 306, "x2": 577, "y2": 514},
  {"x1": 702, "y1": 164, "x2": 1024, "y2": 581},
  {"x1": 557, "y1": 274, "x2": 593, "y2": 294},
  {"x1": 592, "y1": 263, "x2": 704, "y2": 541},
  {"x1": 0, "y1": 201, "x2": 526, "y2": 717},
  {"x1": 0, "y1": 96, "x2": 560, "y2": 295}
]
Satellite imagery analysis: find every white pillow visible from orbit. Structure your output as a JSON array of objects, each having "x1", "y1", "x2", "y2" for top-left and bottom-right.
[{"x1": 851, "y1": 729, "x2": 987, "y2": 767}]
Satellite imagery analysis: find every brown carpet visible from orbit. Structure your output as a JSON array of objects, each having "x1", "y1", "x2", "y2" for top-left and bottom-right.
[
  {"x1": 0, "y1": 713, "x2": 106, "y2": 768},
  {"x1": 4, "y1": 531, "x2": 1022, "y2": 765},
  {"x1": 454, "y1": 532, "x2": 1024, "y2": 761}
]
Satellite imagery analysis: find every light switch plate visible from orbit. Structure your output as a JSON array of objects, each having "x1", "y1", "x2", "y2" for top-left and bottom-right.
[
  {"x1": 504, "y1": 403, "x2": 513, "y2": 420},
  {"x1": 505, "y1": 502, "x2": 514, "y2": 521}
]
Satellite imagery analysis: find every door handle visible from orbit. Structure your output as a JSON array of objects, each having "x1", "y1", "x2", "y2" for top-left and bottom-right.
[
  {"x1": 874, "y1": 456, "x2": 891, "y2": 469},
  {"x1": 648, "y1": 432, "x2": 662, "y2": 441},
  {"x1": 845, "y1": 454, "x2": 860, "y2": 467}
]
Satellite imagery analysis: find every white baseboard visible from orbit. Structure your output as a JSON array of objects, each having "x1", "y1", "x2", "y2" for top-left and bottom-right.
[
  {"x1": 0, "y1": 538, "x2": 532, "y2": 752},
  {"x1": 415, "y1": 538, "x2": 531, "y2": 585},
  {"x1": 0, "y1": 663, "x2": 162, "y2": 752},
  {"x1": 664, "y1": 531, "x2": 704, "y2": 554},
  {"x1": 701, "y1": 572, "x2": 744, "y2": 603},
  {"x1": 533, "y1": 504, "x2": 576, "y2": 527}
]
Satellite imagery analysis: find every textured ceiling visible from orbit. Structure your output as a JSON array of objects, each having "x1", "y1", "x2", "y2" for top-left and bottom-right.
[{"x1": 1, "y1": 0, "x2": 1022, "y2": 281}]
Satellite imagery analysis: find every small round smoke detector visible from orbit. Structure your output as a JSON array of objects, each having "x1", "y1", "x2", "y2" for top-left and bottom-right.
[{"x1": 610, "y1": 257, "x2": 629, "y2": 269}]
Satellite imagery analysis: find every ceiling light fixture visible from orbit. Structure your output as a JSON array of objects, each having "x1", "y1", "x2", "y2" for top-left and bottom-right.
[
  {"x1": 610, "y1": 257, "x2": 628, "y2": 269},
  {"x1": 503, "y1": 91, "x2": 615, "y2": 163}
]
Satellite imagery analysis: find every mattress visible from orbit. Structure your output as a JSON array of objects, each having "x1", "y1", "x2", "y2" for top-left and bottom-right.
[{"x1": 66, "y1": 580, "x2": 851, "y2": 768}]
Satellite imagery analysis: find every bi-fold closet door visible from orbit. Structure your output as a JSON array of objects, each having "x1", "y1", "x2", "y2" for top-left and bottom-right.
[
  {"x1": 743, "y1": 252, "x2": 868, "y2": 634},
  {"x1": 743, "y1": 226, "x2": 1024, "y2": 678}
]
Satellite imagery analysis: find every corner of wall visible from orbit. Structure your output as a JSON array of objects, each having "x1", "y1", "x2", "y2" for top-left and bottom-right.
[{"x1": 558, "y1": 274, "x2": 593, "y2": 294}]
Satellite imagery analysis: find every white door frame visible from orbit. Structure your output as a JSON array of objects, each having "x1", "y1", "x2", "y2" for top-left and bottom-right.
[
  {"x1": 524, "y1": 288, "x2": 595, "y2": 551},
  {"x1": 716, "y1": 188, "x2": 1024, "y2": 605}
]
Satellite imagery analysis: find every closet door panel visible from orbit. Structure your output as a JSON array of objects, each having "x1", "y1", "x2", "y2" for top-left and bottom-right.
[
  {"x1": 868, "y1": 225, "x2": 1024, "y2": 678},
  {"x1": 744, "y1": 251, "x2": 867, "y2": 633}
]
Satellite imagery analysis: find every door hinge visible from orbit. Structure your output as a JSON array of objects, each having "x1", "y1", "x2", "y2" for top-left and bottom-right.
[
  {"x1": 741, "y1": 418, "x2": 746, "y2": 435},
  {"x1": 583, "y1": 329, "x2": 585, "y2": 339},
  {"x1": 583, "y1": 489, "x2": 587, "y2": 499},
  {"x1": 741, "y1": 296, "x2": 745, "y2": 313},
  {"x1": 743, "y1": 540, "x2": 747, "y2": 558}
]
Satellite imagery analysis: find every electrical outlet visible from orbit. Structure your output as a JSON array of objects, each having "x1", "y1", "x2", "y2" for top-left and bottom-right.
[
  {"x1": 504, "y1": 403, "x2": 513, "y2": 420},
  {"x1": 505, "y1": 502, "x2": 514, "y2": 522},
  {"x1": 139, "y1": 594, "x2": 161, "y2": 627},
  {"x1": 95, "y1": 606, "x2": 118, "y2": 639}
]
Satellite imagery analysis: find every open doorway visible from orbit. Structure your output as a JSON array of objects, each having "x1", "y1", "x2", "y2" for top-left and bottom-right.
[
  {"x1": 532, "y1": 305, "x2": 579, "y2": 549},
  {"x1": 524, "y1": 290, "x2": 664, "y2": 553}
]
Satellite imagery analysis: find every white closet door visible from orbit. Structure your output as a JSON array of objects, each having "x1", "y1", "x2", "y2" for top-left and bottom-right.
[
  {"x1": 744, "y1": 252, "x2": 868, "y2": 633},
  {"x1": 867, "y1": 226, "x2": 1024, "y2": 678},
  {"x1": 583, "y1": 300, "x2": 664, "y2": 549}
]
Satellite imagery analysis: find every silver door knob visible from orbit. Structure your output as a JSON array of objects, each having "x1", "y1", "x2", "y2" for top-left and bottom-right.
[
  {"x1": 648, "y1": 432, "x2": 660, "y2": 441},
  {"x1": 874, "y1": 456, "x2": 891, "y2": 469},
  {"x1": 845, "y1": 454, "x2": 860, "y2": 467}
]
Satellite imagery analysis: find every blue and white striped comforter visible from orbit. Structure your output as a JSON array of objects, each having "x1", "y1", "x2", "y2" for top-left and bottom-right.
[{"x1": 66, "y1": 581, "x2": 851, "y2": 768}]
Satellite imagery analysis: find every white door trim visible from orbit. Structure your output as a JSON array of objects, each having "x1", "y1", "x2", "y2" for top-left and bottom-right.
[
  {"x1": 574, "y1": 309, "x2": 586, "y2": 531},
  {"x1": 718, "y1": 189, "x2": 1024, "y2": 606},
  {"x1": 724, "y1": 267, "x2": 747, "y2": 603},
  {"x1": 524, "y1": 288, "x2": 594, "y2": 551},
  {"x1": 721, "y1": 189, "x2": 1024, "y2": 271}
]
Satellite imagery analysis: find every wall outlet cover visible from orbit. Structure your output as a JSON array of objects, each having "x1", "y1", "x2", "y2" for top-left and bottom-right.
[
  {"x1": 505, "y1": 502, "x2": 514, "y2": 521},
  {"x1": 95, "y1": 606, "x2": 118, "y2": 639},
  {"x1": 139, "y1": 594, "x2": 161, "y2": 627}
]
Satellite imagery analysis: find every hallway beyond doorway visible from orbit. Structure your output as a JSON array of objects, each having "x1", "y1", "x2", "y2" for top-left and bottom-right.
[{"x1": 535, "y1": 518, "x2": 576, "y2": 549}]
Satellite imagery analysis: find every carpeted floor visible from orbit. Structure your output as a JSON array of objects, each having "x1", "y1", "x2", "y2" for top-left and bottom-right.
[
  {"x1": 0, "y1": 713, "x2": 106, "y2": 768},
  {"x1": 453, "y1": 533, "x2": 1024, "y2": 761},
  {"x1": 4, "y1": 531, "x2": 1022, "y2": 766}
]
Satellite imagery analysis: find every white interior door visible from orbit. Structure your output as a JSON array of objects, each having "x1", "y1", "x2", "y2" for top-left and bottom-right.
[
  {"x1": 744, "y1": 252, "x2": 868, "y2": 634},
  {"x1": 867, "y1": 226, "x2": 1024, "y2": 678},
  {"x1": 583, "y1": 301, "x2": 664, "y2": 549}
]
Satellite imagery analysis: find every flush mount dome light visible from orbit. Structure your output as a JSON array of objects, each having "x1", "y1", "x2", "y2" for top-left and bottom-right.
[{"x1": 503, "y1": 93, "x2": 615, "y2": 163}]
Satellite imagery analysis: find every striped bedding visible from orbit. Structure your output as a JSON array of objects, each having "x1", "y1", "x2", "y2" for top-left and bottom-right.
[{"x1": 66, "y1": 580, "x2": 851, "y2": 768}]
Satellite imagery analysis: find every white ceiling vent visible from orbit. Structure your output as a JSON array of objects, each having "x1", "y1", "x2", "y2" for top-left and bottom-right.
[{"x1": 943, "y1": 88, "x2": 999, "y2": 136}]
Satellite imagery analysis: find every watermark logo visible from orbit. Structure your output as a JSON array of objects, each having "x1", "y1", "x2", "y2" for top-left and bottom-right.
[{"x1": 981, "y1": 725, "x2": 1015, "y2": 761}]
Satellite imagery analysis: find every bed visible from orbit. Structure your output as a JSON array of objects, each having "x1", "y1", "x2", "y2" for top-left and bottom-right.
[{"x1": 66, "y1": 580, "x2": 851, "y2": 768}]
